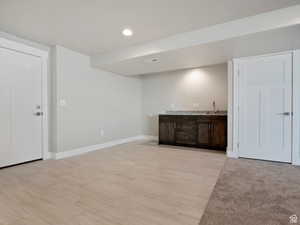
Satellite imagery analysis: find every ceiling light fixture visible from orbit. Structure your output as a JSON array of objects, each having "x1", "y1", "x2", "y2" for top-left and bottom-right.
[
  {"x1": 122, "y1": 28, "x2": 133, "y2": 37},
  {"x1": 144, "y1": 58, "x2": 159, "y2": 63}
]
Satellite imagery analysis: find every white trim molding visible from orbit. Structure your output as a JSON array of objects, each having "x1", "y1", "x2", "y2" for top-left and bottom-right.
[
  {"x1": 141, "y1": 135, "x2": 158, "y2": 141},
  {"x1": 292, "y1": 50, "x2": 300, "y2": 166},
  {"x1": 0, "y1": 37, "x2": 50, "y2": 160},
  {"x1": 227, "y1": 150, "x2": 239, "y2": 159},
  {"x1": 0, "y1": 37, "x2": 49, "y2": 58},
  {"x1": 232, "y1": 58, "x2": 240, "y2": 158},
  {"x1": 227, "y1": 60, "x2": 234, "y2": 158},
  {"x1": 50, "y1": 135, "x2": 155, "y2": 160}
]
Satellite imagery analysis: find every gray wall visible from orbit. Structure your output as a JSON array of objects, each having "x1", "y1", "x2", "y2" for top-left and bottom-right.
[
  {"x1": 52, "y1": 46, "x2": 143, "y2": 152},
  {"x1": 52, "y1": 47, "x2": 228, "y2": 151},
  {"x1": 141, "y1": 64, "x2": 228, "y2": 136},
  {"x1": 0, "y1": 32, "x2": 228, "y2": 152}
]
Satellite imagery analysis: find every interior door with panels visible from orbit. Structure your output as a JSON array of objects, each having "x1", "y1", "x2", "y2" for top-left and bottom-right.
[
  {"x1": 0, "y1": 47, "x2": 43, "y2": 167},
  {"x1": 238, "y1": 53, "x2": 292, "y2": 163}
]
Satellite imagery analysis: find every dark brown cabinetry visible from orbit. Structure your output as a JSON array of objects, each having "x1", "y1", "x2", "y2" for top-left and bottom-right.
[
  {"x1": 175, "y1": 116, "x2": 198, "y2": 146},
  {"x1": 159, "y1": 115, "x2": 227, "y2": 150},
  {"x1": 159, "y1": 117, "x2": 175, "y2": 144}
]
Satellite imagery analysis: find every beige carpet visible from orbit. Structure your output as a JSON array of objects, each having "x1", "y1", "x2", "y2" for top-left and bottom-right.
[{"x1": 199, "y1": 158, "x2": 300, "y2": 225}]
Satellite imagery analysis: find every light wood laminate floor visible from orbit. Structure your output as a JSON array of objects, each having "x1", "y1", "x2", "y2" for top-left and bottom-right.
[{"x1": 0, "y1": 141, "x2": 226, "y2": 225}]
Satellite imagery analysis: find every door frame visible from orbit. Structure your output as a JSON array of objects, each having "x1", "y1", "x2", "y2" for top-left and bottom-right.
[
  {"x1": 0, "y1": 37, "x2": 50, "y2": 160},
  {"x1": 230, "y1": 50, "x2": 300, "y2": 165}
]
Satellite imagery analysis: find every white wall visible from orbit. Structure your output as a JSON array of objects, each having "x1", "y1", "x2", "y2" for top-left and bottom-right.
[
  {"x1": 0, "y1": 33, "x2": 228, "y2": 153},
  {"x1": 141, "y1": 64, "x2": 228, "y2": 136},
  {"x1": 52, "y1": 47, "x2": 228, "y2": 152},
  {"x1": 52, "y1": 46, "x2": 143, "y2": 152}
]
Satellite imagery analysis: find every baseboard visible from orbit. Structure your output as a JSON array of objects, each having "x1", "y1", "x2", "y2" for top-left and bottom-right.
[
  {"x1": 227, "y1": 149, "x2": 239, "y2": 158},
  {"x1": 292, "y1": 158, "x2": 300, "y2": 166},
  {"x1": 141, "y1": 135, "x2": 158, "y2": 141},
  {"x1": 50, "y1": 135, "x2": 154, "y2": 160},
  {"x1": 43, "y1": 151, "x2": 52, "y2": 160}
]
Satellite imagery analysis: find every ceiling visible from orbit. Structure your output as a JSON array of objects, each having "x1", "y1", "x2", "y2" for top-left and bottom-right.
[
  {"x1": 0, "y1": 0, "x2": 299, "y2": 55},
  {"x1": 100, "y1": 25, "x2": 300, "y2": 76}
]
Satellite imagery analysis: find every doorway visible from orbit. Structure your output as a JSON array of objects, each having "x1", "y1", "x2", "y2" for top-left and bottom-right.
[
  {"x1": 0, "y1": 38, "x2": 48, "y2": 167},
  {"x1": 234, "y1": 53, "x2": 293, "y2": 163}
]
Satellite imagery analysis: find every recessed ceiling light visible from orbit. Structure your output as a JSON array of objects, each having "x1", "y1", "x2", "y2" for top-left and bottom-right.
[{"x1": 122, "y1": 28, "x2": 133, "y2": 36}]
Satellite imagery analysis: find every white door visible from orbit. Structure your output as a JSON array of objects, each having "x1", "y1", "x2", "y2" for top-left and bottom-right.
[
  {"x1": 238, "y1": 53, "x2": 292, "y2": 163},
  {"x1": 0, "y1": 47, "x2": 43, "y2": 167}
]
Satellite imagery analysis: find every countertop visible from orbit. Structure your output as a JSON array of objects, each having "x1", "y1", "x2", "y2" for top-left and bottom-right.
[{"x1": 159, "y1": 111, "x2": 227, "y2": 116}]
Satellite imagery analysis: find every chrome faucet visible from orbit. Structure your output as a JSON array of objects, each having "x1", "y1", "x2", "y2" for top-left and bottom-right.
[{"x1": 212, "y1": 101, "x2": 216, "y2": 113}]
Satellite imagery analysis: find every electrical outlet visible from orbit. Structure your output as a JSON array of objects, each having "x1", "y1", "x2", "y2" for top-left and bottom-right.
[
  {"x1": 59, "y1": 99, "x2": 67, "y2": 107},
  {"x1": 193, "y1": 103, "x2": 199, "y2": 108}
]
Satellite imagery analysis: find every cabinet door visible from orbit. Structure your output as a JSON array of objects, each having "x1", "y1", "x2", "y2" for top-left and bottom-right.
[
  {"x1": 175, "y1": 117, "x2": 197, "y2": 146},
  {"x1": 211, "y1": 119, "x2": 227, "y2": 149},
  {"x1": 197, "y1": 121, "x2": 211, "y2": 147},
  {"x1": 159, "y1": 117, "x2": 175, "y2": 144}
]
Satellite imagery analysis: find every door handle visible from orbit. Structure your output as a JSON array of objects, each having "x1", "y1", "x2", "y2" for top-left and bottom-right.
[
  {"x1": 35, "y1": 112, "x2": 43, "y2": 116},
  {"x1": 277, "y1": 112, "x2": 291, "y2": 116}
]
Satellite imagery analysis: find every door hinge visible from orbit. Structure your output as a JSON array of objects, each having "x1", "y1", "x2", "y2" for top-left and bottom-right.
[{"x1": 237, "y1": 143, "x2": 240, "y2": 148}]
